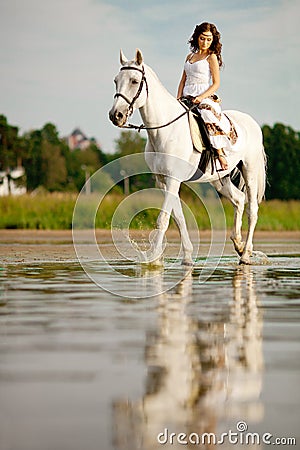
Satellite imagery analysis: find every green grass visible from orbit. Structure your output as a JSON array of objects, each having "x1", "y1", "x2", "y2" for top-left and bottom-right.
[
  {"x1": 0, "y1": 193, "x2": 76, "y2": 229},
  {"x1": 221, "y1": 198, "x2": 300, "y2": 231},
  {"x1": 256, "y1": 199, "x2": 300, "y2": 230},
  {"x1": 0, "y1": 193, "x2": 299, "y2": 231}
]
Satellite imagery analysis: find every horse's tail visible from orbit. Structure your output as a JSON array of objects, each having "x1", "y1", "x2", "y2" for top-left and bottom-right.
[
  {"x1": 256, "y1": 145, "x2": 267, "y2": 204},
  {"x1": 231, "y1": 145, "x2": 266, "y2": 204}
]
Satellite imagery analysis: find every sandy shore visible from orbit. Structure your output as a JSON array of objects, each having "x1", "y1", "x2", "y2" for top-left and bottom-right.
[{"x1": 0, "y1": 229, "x2": 299, "y2": 264}]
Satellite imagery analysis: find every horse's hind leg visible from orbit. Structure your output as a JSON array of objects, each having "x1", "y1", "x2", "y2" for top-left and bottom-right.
[
  {"x1": 211, "y1": 177, "x2": 246, "y2": 256},
  {"x1": 239, "y1": 169, "x2": 260, "y2": 265}
]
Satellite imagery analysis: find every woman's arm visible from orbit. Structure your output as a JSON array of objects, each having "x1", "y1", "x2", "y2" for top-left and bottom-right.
[
  {"x1": 193, "y1": 53, "x2": 220, "y2": 103},
  {"x1": 177, "y1": 53, "x2": 192, "y2": 98},
  {"x1": 177, "y1": 70, "x2": 187, "y2": 99}
]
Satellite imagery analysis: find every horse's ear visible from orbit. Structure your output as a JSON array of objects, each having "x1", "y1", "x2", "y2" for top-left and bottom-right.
[
  {"x1": 135, "y1": 48, "x2": 143, "y2": 66},
  {"x1": 120, "y1": 49, "x2": 128, "y2": 65}
]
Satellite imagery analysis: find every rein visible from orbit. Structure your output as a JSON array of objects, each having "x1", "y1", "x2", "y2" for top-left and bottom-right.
[
  {"x1": 114, "y1": 65, "x2": 196, "y2": 132},
  {"x1": 123, "y1": 108, "x2": 193, "y2": 132}
]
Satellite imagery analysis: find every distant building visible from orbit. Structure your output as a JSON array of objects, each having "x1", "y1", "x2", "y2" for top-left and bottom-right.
[
  {"x1": 68, "y1": 128, "x2": 95, "y2": 151},
  {"x1": 0, "y1": 166, "x2": 27, "y2": 196}
]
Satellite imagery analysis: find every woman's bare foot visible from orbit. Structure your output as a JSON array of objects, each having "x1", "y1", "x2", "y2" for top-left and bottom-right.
[{"x1": 216, "y1": 150, "x2": 228, "y2": 170}]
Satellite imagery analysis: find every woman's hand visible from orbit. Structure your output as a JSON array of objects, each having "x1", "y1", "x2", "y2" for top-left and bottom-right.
[{"x1": 192, "y1": 95, "x2": 203, "y2": 104}]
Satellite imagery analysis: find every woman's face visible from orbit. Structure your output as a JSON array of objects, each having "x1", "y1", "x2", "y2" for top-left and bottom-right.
[{"x1": 198, "y1": 31, "x2": 213, "y2": 51}]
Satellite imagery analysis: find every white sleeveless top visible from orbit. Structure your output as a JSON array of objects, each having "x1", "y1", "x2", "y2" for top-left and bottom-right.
[{"x1": 183, "y1": 56, "x2": 211, "y2": 97}]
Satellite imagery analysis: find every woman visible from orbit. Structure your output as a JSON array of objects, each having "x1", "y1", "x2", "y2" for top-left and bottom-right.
[{"x1": 177, "y1": 22, "x2": 233, "y2": 170}]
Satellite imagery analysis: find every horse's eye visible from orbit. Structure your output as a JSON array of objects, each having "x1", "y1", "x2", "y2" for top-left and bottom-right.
[{"x1": 131, "y1": 79, "x2": 139, "y2": 85}]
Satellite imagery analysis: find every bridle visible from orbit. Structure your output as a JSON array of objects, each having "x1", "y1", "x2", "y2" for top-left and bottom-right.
[
  {"x1": 113, "y1": 65, "x2": 195, "y2": 132},
  {"x1": 114, "y1": 65, "x2": 149, "y2": 117}
]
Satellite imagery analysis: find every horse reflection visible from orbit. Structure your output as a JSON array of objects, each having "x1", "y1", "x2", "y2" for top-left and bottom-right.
[{"x1": 112, "y1": 266, "x2": 263, "y2": 449}]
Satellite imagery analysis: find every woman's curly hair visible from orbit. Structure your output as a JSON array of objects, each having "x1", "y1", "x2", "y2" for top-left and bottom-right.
[{"x1": 188, "y1": 22, "x2": 223, "y2": 67}]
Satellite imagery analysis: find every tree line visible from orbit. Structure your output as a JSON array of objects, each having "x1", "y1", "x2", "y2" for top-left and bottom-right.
[{"x1": 0, "y1": 114, "x2": 299, "y2": 199}]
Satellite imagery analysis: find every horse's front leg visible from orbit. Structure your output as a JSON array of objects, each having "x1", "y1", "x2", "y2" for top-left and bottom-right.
[
  {"x1": 171, "y1": 196, "x2": 193, "y2": 265},
  {"x1": 150, "y1": 177, "x2": 183, "y2": 263}
]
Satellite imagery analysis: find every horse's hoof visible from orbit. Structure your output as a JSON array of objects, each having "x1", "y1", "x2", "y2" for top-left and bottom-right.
[
  {"x1": 144, "y1": 256, "x2": 164, "y2": 267},
  {"x1": 181, "y1": 259, "x2": 194, "y2": 267},
  {"x1": 239, "y1": 257, "x2": 251, "y2": 265},
  {"x1": 230, "y1": 237, "x2": 245, "y2": 256}
]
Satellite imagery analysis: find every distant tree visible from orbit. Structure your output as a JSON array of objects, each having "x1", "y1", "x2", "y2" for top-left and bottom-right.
[
  {"x1": 41, "y1": 123, "x2": 60, "y2": 145},
  {"x1": 77, "y1": 145, "x2": 102, "y2": 169},
  {"x1": 41, "y1": 141, "x2": 67, "y2": 191},
  {"x1": 22, "y1": 129, "x2": 43, "y2": 190},
  {"x1": 65, "y1": 143, "x2": 107, "y2": 191},
  {"x1": 263, "y1": 123, "x2": 300, "y2": 200},
  {"x1": 0, "y1": 115, "x2": 20, "y2": 170},
  {"x1": 114, "y1": 130, "x2": 146, "y2": 156},
  {"x1": 23, "y1": 123, "x2": 67, "y2": 191},
  {"x1": 111, "y1": 130, "x2": 153, "y2": 192},
  {"x1": 0, "y1": 117, "x2": 110, "y2": 192}
]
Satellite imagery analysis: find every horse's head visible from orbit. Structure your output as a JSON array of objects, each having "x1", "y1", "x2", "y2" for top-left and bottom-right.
[{"x1": 109, "y1": 49, "x2": 148, "y2": 127}]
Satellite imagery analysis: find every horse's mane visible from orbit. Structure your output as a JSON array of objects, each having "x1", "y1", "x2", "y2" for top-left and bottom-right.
[
  {"x1": 144, "y1": 64, "x2": 160, "y2": 81},
  {"x1": 144, "y1": 63, "x2": 176, "y2": 101}
]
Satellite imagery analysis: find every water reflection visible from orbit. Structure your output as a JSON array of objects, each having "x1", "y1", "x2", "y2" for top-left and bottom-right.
[{"x1": 113, "y1": 266, "x2": 263, "y2": 449}]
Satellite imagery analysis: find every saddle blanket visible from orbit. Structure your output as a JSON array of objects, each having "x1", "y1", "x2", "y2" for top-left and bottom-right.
[
  {"x1": 188, "y1": 109, "x2": 238, "y2": 154},
  {"x1": 179, "y1": 96, "x2": 238, "y2": 154}
]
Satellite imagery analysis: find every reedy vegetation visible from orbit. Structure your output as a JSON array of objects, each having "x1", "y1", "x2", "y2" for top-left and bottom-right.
[{"x1": 0, "y1": 193, "x2": 299, "y2": 231}]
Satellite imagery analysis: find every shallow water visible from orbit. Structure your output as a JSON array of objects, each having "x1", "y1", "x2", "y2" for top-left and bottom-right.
[{"x1": 0, "y1": 254, "x2": 299, "y2": 450}]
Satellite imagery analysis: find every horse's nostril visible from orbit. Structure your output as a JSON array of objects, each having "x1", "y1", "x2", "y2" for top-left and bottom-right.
[{"x1": 117, "y1": 111, "x2": 123, "y2": 119}]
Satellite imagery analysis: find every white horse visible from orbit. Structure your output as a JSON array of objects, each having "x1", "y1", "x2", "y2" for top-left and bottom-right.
[{"x1": 109, "y1": 49, "x2": 266, "y2": 265}]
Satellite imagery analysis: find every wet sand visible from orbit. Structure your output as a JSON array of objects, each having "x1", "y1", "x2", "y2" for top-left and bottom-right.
[{"x1": 0, "y1": 229, "x2": 299, "y2": 264}]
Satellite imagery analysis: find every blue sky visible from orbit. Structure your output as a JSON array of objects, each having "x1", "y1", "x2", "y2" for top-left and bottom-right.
[{"x1": 1, "y1": 0, "x2": 299, "y2": 152}]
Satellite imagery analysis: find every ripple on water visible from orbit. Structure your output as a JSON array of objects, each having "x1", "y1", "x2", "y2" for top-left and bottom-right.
[{"x1": 0, "y1": 255, "x2": 299, "y2": 450}]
